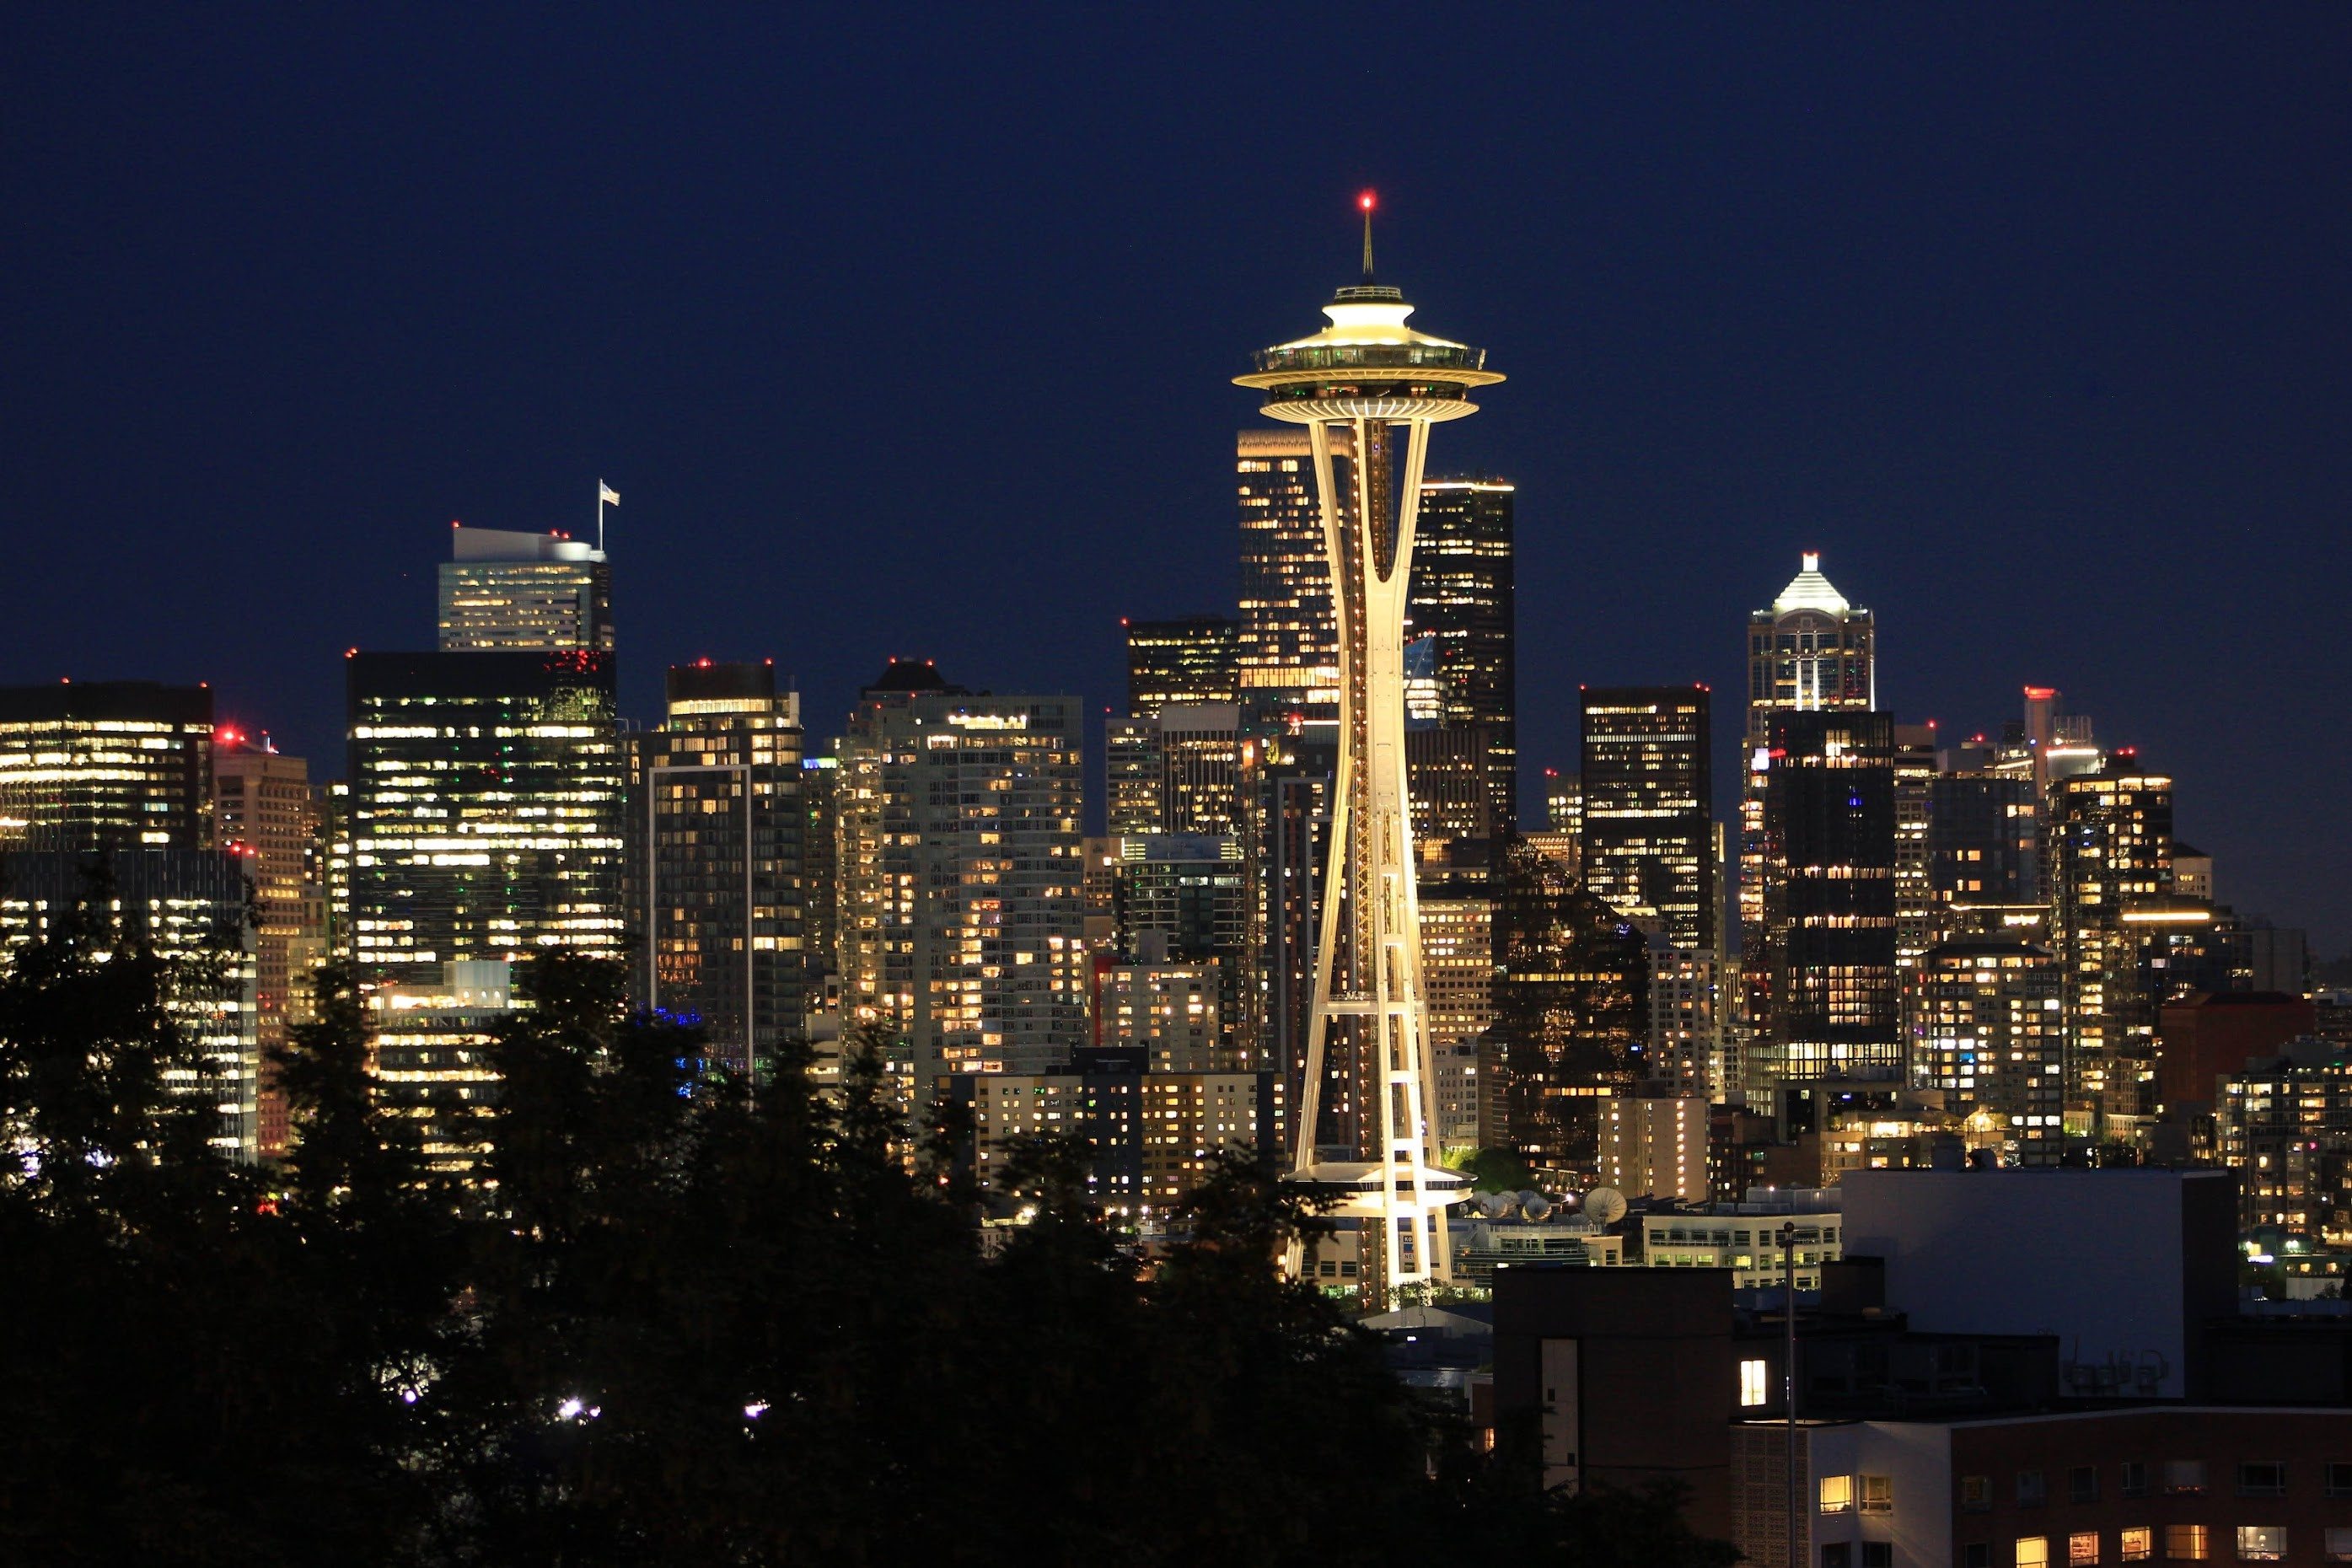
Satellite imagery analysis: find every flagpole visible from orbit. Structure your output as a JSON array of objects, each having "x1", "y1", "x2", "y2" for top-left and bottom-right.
[{"x1": 597, "y1": 481, "x2": 604, "y2": 554}]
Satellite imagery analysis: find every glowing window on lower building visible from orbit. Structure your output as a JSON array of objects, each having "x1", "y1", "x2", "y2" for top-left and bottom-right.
[
  {"x1": 2068, "y1": 1532, "x2": 2099, "y2": 1565},
  {"x1": 2162, "y1": 1524, "x2": 2207, "y2": 1560},
  {"x1": 2016, "y1": 1537, "x2": 2048, "y2": 1568},
  {"x1": 1740, "y1": 1358, "x2": 1769, "y2": 1406},
  {"x1": 1819, "y1": 1475, "x2": 1854, "y2": 1514},
  {"x1": 2235, "y1": 1527, "x2": 2285, "y2": 1563},
  {"x1": 2118, "y1": 1528, "x2": 2151, "y2": 1563}
]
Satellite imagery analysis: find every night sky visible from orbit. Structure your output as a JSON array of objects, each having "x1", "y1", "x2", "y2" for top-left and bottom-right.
[{"x1": 6, "y1": 8, "x2": 2348, "y2": 952}]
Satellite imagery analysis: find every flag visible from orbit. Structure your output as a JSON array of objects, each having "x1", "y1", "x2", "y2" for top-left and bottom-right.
[{"x1": 599, "y1": 482, "x2": 620, "y2": 507}]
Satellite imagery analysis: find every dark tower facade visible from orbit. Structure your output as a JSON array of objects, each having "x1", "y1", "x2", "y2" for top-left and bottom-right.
[
  {"x1": 1760, "y1": 710, "x2": 1899, "y2": 1084},
  {"x1": 1408, "y1": 478, "x2": 1517, "y2": 830},
  {"x1": 1578, "y1": 685, "x2": 1714, "y2": 953}
]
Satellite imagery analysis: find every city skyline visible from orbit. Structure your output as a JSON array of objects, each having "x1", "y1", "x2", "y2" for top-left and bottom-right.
[{"x1": 5, "y1": 9, "x2": 2349, "y2": 955}]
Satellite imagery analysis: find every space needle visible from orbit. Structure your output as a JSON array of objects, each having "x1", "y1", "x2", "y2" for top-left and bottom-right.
[{"x1": 1235, "y1": 194, "x2": 1503, "y2": 1295}]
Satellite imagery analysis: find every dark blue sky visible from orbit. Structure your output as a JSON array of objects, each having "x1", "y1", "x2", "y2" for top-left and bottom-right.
[{"x1": 6, "y1": 8, "x2": 2348, "y2": 951}]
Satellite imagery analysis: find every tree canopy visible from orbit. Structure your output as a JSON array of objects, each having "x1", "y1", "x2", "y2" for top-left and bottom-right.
[{"x1": 0, "y1": 916, "x2": 1733, "y2": 1567}]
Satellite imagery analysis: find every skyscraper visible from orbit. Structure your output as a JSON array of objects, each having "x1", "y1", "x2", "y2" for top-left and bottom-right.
[
  {"x1": 1104, "y1": 704, "x2": 1244, "y2": 836},
  {"x1": 1235, "y1": 428, "x2": 1347, "y2": 725},
  {"x1": 0, "y1": 681, "x2": 215, "y2": 851},
  {"x1": 2050, "y1": 759, "x2": 2174, "y2": 1129},
  {"x1": 833, "y1": 659, "x2": 1086, "y2": 1106},
  {"x1": 1741, "y1": 553, "x2": 1876, "y2": 1016},
  {"x1": 1233, "y1": 202, "x2": 1499, "y2": 1291},
  {"x1": 1489, "y1": 839, "x2": 1650, "y2": 1172},
  {"x1": 214, "y1": 730, "x2": 323, "y2": 1161},
  {"x1": 629, "y1": 661, "x2": 805, "y2": 1081},
  {"x1": 343, "y1": 650, "x2": 626, "y2": 981},
  {"x1": 1124, "y1": 616, "x2": 1239, "y2": 716},
  {"x1": 438, "y1": 524, "x2": 612, "y2": 652},
  {"x1": 0, "y1": 681, "x2": 256, "y2": 1160},
  {"x1": 1578, "y1": 685, "x2": 1714, "y2": 953},
  {"x1": 0, "y1": 848, "x2": 258, "y2": 1162},
  {"x1": 1759, "y1": 709, "x2": 1900, "y2": 1086},
  {"x1": 1915, "y1": 939, "x2": 2065, "y2": 1163},
  {"x1": 1408, "y1": 478, "x2": 1517, "y2": 829}
]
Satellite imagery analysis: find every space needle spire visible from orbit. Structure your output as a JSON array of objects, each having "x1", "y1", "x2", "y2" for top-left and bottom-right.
[{"x1": 1235, "y1": 195, "x2": 1504, "y2": 1297}]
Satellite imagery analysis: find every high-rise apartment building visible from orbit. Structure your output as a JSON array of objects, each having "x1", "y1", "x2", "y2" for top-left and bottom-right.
[
  {"x1": 437, "y1": 524, "x2": 612, "y2": 652},
  {"x1": 214, "y1": 732, "x2": 323, "y2": 1160},
  {"x1": 629, "y1": 661, "x2": 805, "y2": 1082},
  {"x1": 1408, "y1": 478, "x2": 1517, "y2": 829},
  {"x1": 343, "y1": 650, "x2": 625, "y2": 982},
  {"x1": 2050, "y1": 759, "x2": 2174, "y2": 1127},
  {"x1": 1741, "y1": 554, "x2": 1875, "y2": 1013},
  {"x1": 0, "y1": 681, "x2": 215, "y2": 851},
  {"x1": 833, "y1": 660, "x2": 1086, "y2": 1105},
  {"x1": 1647, "y1": 938, "x2": 1723, "y2": 1098},
  {"x1": 1419, "y1": 851, "x2": 1496, "y2": 1153},
  {"x1": 1124, "y1": 616, "x2": 1239, "y2": 716},
  {"x1": 1094, "y1": 962, "x2": 1220, "y2": 1072},
  {"x1": 1914, "y1": 940, "x2": 2065, "y2": 1163},
  {"x1": 1579, "y1": 685, "x2": 1714, "y2": 953},
  {"x1": 1759, "y1": 710, "x2": 1900, "y2": 1085}
]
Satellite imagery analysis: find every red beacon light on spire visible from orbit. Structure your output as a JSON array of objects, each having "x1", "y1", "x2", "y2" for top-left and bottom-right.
[{"x1": 1359, "y1": 190, "x2": 1376, "y2": 212}]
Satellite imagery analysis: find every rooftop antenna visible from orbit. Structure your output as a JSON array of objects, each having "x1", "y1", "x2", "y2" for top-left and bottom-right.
[{"x1": 1358, "y1": 190, "x2": 1377, "y2": 282}]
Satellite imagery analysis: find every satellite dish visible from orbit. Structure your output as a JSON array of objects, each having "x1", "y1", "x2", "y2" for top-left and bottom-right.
[
  {"x1": 1582, "y1": 1187, "x2": 1628, "y2": 1226},
  {"x1": 1479, "y1": 1192, "x2": 1516, "y2": 1220},
  {"x1": 1522, "y1": 1195, "x2": 1554, "y2": 1222}
]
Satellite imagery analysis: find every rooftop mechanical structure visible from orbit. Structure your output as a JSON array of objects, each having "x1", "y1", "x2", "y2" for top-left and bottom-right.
[{"x1": 1234, "y1": 196, "x2": 1501, "y2": 1295}]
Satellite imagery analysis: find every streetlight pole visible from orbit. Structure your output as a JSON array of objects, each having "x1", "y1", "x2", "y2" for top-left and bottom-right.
[{"x1": 1782, "y1": 1218, "x2": 1800, "y2": 1568}]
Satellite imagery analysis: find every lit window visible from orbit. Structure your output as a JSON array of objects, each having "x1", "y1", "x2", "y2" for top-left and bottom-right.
[
  {"x1": 2325, "y1": 1526, "x2": 2352, "y2": 1562},
  {"x1": 2068, "y1": 1533, "x2": 2099, "y2": 1565},
  {"x1": 1861, "y1": 1475, "x2": 1892, "y2": 1515},
  {"x1": 1740, "y1": 1358, "x2": 1769, "y2": 1407},
  {"x1": 2120, "y1": 1528, "x2": 2151, "y2": 1563},
  {"x1": 2016, "y1": 1538, "x2": 2049, "y2": 1568},
  {"x1": 2235, "y1": 1527, "x2": 2285, "y2": 1563},
  {"x1": 2162, "y1": 1523, "x2": 2208, "y2": 1560},
  {"x1": 1820, "y1": 1474, "x2": 1854, "y2": 1514}
]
